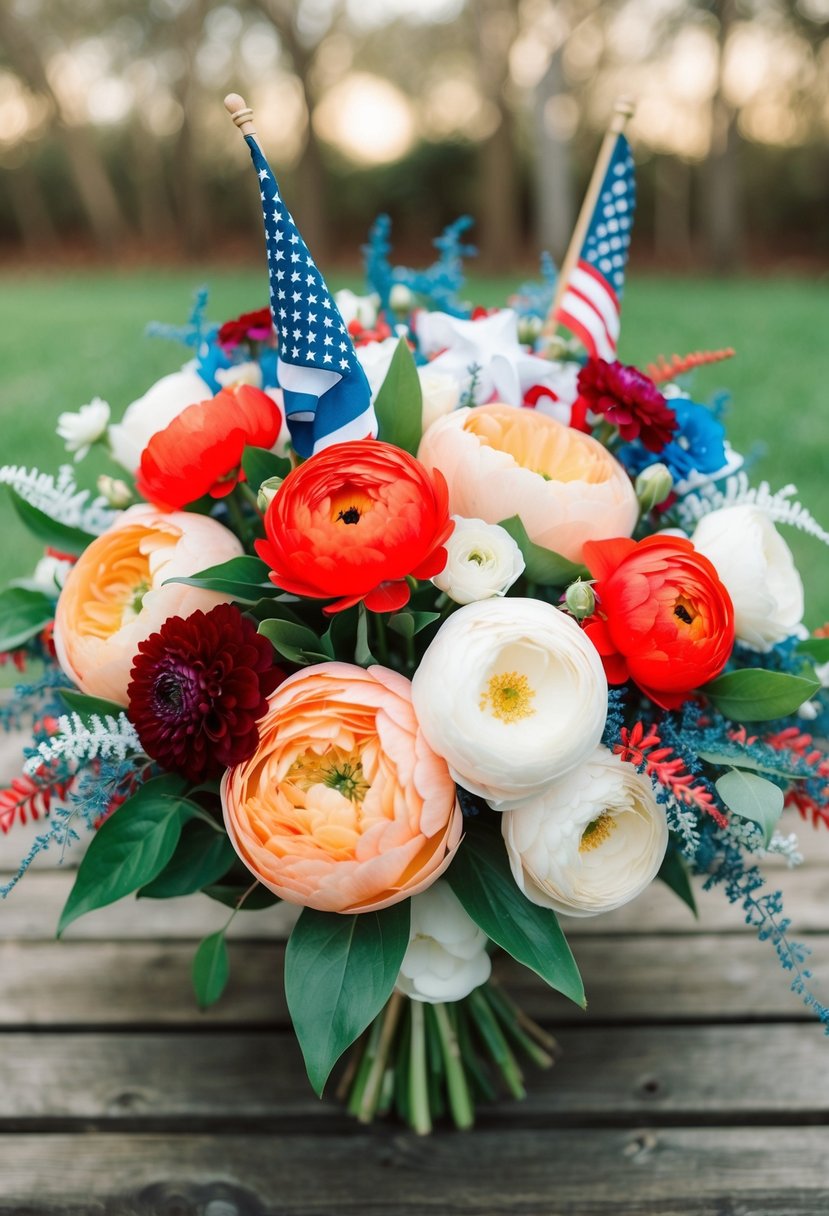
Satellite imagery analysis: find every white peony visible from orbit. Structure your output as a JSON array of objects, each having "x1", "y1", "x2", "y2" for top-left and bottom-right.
[
  {"x1": 432, "y1": 516, "x2": 524, "y2": 605},
  {"x1": 334, "y1": 288, "x2": 379, "y2": 329},
  {"x1": 396, "y1": 881, "x2": 491, "y2": 1004},
  {"x1": 30, "y1": 554, "x2": 74, "y2": 594},
  {"x1": 418, "y1": 366, "x2": 460, "y2": 432},
  {"x1": 502, "y1": 745, "x2": 668, "y2": 917},
  {"x1": 691, "y1": 504, "x2": 804, "y2": 652},
  {"x1": 56, "y1": 397, "x2": 110, "y2": 461},
  {"x1": 108, "y1": 366, "x2": 211, "y2": 474},
  {"x1": 411, "y1": 598, "x2": 607, "y2": 807}
]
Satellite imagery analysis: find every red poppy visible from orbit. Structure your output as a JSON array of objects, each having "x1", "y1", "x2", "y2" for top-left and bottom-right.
[
  {"x1": 136, "y1": 385, "x2": 282, "y2": 510},
  {"x1": 582, "y1": 535, "x2": 734, "y2": 710},
  {"x1": 217, "y1": 308, "x2": 274, "y2": 349},
  {"x1": 256, "y1": 439, "x2": 453, "y2": 614}
]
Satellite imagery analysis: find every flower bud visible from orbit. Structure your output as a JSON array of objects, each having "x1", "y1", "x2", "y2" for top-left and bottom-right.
[
  {"x1": 257, "y1": 476, "x2": 284, "y2": 513},
  {"x1": 635, "y1": 463, "x2": 673, "y2": 511},
  {"x1": 96, "y1": 474, "x2": 133, "y2": 508},
  {"x1": 389, "y1": 283, "x2": 414, "y2": 313},
  {"x1": 517, "y1": 314, "x2": 543, "y2": 345},
  {"x1": 565, "y1": 579, "x2": 596, "y2": 621}
]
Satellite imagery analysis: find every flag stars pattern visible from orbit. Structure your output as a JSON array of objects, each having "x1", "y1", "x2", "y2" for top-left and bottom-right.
[{"x1": 581, "y1": 143, "x2": 635, "y2": 295}]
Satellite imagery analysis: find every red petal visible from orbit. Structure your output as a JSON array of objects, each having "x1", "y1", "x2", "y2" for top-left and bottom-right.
[
  {"x1": 582, "y1": 537, "x2": 638, "y2": 582},
  {"x1": 363, "y1": 581, "x2": 411, "y2": 614}
]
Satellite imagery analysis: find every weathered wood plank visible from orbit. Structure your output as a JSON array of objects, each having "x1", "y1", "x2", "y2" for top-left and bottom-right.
[
  {"x1": 0, "y1": 1129, "x2": 827, "y2": 1214},
  {"x1": 1, "y1": 934, "x2": 825, "y2": 1027},
  {"x1": 1, "y1": 1024, "x2": 826, "y2": 1127}
]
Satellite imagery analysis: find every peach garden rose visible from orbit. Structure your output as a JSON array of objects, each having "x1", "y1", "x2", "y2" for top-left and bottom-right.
[
  {"x1": 417, "y1": 402, "x2": 638, "y2": 565},
  {"x1": 53, "y1": 504, "x2": 243, "y2": 705},
  {"x1": 221, "y1": 662, "x2": 462, "y2": 913}
]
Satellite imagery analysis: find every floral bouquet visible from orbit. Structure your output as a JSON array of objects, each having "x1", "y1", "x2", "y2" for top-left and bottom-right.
[{"x1": 2, "y1": 95, "x2": 828, "y2": 1135}]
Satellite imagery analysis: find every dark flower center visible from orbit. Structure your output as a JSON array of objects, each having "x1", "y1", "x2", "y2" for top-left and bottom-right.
[
  {"x1": 153, "y1": 664, "x2": 198, "y2": 718},
  {"x1": 674, "y1": 603, "x2": 694, "y2": 625},
  {"x1": 337, "y1": 506, "x2": 361, "y2": 524}
]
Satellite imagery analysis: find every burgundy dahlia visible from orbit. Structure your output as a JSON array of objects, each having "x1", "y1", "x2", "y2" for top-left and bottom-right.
[
  {"x1": 127, "y1": 603, "x2": 282, "y2": 782},
  {"x1": 577, "y1": 357, "x2": 678, "y2": 453}
]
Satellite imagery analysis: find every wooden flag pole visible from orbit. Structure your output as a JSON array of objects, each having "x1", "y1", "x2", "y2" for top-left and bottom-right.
[
  {"x1": 544, "y1": 96, "x2": 636, "y2": 338},
  {"x1": 225, "y1": 92, "x2": 256, "y2": 137}
]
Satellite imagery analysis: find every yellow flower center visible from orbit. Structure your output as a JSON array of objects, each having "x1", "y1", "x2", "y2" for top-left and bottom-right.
[
  {"x1": 329, "y1": 488, "x2": 375, "y2": 526},
  {"x1": 479, "y1": 671, "x2": 536, "y2": 724},
  {"x1": 287, "y1": 747, "x2": 370, "y2": 804},
  {"x1": 580, "y1": 812, "x2": 616, "y2": 853}
]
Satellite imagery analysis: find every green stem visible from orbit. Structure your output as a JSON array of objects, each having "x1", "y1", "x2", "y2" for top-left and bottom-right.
[
  {"x1": 408, "y1": 1000, "x2": 432, "y2": 1135},
  {"x1": 433, "y1": 1003, "x2": 475, "y2": 1130},
  {"x1": 346, "y1": 1013, "x2": 383, "y2": 1118},
  {"x1": 393, "y1": 1004, "x2": 412, "y2": 1125},
  {"x1": 357, "y1": 991, "x2": 405, "y2": 1124},
  {"x1": 423, "y1": 1003, "x2": 446, "y2": 1120},
  {"x1": 373, "y1": 611, "x2": 390, "y2": 666},
  {"x1": 481, "y1": 983, "x2": 554, "y2": 1070},
  {"x1": 488, "y1": 979, "x2": 560, "y2": 1055},
  {"x1": 237, "y1": 479, "x2": 263, "y2": 513},
  {"x1": 466, "y1": 989, "x2": 526, "y2": 1100},
  {"x1": 455, "y1": 1001, "x2": 496, "y2": 1103}
]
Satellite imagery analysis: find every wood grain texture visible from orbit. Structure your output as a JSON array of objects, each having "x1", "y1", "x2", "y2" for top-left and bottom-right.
[{"x1": 0, "y1": 1129, "x2": 828, "y2": 1214}]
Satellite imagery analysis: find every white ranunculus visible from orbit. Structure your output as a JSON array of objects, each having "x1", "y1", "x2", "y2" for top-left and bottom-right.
[
  {"x1": 418, "y1": 366, "x2": 459, "y2": 432},
  {"x1": 432, "y1": 517, "x2": 524, "y2": 605},
  {"x1": 108, "y1": 366, "x2": 211, "y2": 474},
  {"x1": 502, "y1": 745, "x2": 668, "y2": 918},
  {"x1": 30, "y1": 555, "x2": 74, "y2": 594},
  {"x1": 56, "y1": 397, "x2": 110, "y2": 461},
  {"x1": 411, "y1": 598, "x2": 607, "y2": 807},
  {"x1": 396, "y1": 881, "x2": 491, "y2": 1004},
  {"x1": 691, "y1": 504, "x2": 804, "y2": 651},
  {"x1": 214, "y1": 360, "x2": 263, "y2": 389},
  {"x1": 334, "y1": 288, "x2": 379, "y2": 329}
]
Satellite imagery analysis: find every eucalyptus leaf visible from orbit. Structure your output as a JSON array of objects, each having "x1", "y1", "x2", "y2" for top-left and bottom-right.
[
  {"x1": 8, "y1": 489, "x2": 97, "y2": 556},
  {"x1": 498, "y1": 516, "x2": 588, "y2": 586},
  {"x1": 165, "y1": 555, "x2": 277, "y2": 603},
  {"x1": 0, "y1": 586, "x2": 54, "y2": 650},
  {"x1": 241, "y1": 445, "x2": 292, "y2": 491},
  {"x1": 57, "y1": 775, "x2": 194, "y2": 936},
  {"x1": 698, "y1": 750, "x2": 808, "y2": 781},
  {"x1": 138, "y1": 820, "x2": 236, "y2": 899},
  {"x1": 285, "y1": 902, "x2": 411, "y2": 1096},
  {"x1": 704, "y1": 669, "x2": 820, "y2": 721},
  {"x1": 373, "y1": 337, "x2": 423, "y2": 456},
  {"x1": 715, "y1": 769, "x2": 785, "y2": 847},
  {"x1": 258, "y1": 618, "x2": 330, "y2": 665},
  {"x1": 192, "y1": 931, "x2": 230, "y2": 1009},
  {"x1": 447, "y1": 823, "x2": 585, "y2": 1009}
]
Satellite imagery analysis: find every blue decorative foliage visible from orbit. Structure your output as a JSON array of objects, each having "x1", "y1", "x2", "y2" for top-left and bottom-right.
[
  {"x1": 601, "y1": 688, "x2": 629, "y2": 748},
  {"x1": 508, "y1": 251, "x2": 558, "y2": 322},
  {"x1": 362, "y1": 214, "x2": 477, "y2": 319},
  {"x1": 620, "y1": 397, "x2": 728, "y2": 482}
]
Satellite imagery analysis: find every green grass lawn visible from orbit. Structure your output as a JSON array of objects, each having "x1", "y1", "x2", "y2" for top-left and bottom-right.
[{"x1": 1, "y1": 268, "x2": 827, "y2": 625}]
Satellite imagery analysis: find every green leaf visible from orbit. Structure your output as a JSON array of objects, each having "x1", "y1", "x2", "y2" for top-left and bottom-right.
[
  {"x1": 387, "y1": 610, "x2": 441, "y2": 640},
  {"x1": 657, "y1": 845, "x2": 697, "y2": 917},
  {"x1": 57, "y1": 689, "x2": 127, "y2": 724},
  {"x1": 285, "y1": 901, "x2": 411, "y2": 1096},
  {"x1": 8, "y1": 488, "x2": 97, "y2": 556},
  {"x1": 704, "y1": 669, "x2": 820, "y2": 721},
  {"x1": 498, "y1": 516, "x2": 588, "y2": 586},
  {"x1": 321, "y1": 607, "x2": 358, "y2": 662},
  {"x1": 447, "y1": 823, "x2": 585, "y2": 1009},
  {"x1": 0, "y1": 586, "x2": 54, "y2": 650},
  {"x1": 697, "y1": 749, "x2": 808, "y2": 781},
  {"x1": 373, "y1": 337, "x2": 423, "y2": 455},
  {"x1": 355, "y1": 602, "x2": 377, "y2": 666},
  {"x1": 797, "y1": 638, "x2": 829, "y2": 663},
  {"x1": 57, "y1": 774, "x2": 193, "y2": 935},
  {"x1": 192, "y1": 931, "x2": 230, "y2": 1009},
  {"x1": 715, "y1": 769, "x2": 785, "y2": 847},
  {"x1": 138, "y1": 820, "x2": 236, "y2": 899},
  {"x1": 165, "y1": 555, "x2": 277, "y2": 603},
  {"x1": 241, "y1": 445, "x2": 292, "y2": 490},
  {"x1": 202, "y1": 882, "x2": 280, "y2": 910},
  {"x1": 258, "y1": 618, "x2": 330, "y2": 665}
]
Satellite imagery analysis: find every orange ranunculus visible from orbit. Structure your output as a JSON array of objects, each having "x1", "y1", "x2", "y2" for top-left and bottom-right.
[
  {"x1": 417, "y1": 403, "x2": 638, "y2": 565},
  {"x1": 255, "y1": 439, "x2": 453, "y2": 614},
  {"x1": 54, "y1": 505, "x2": 243, "y2": 705},
  {"x1": 135, "y1": 384, "x2": 282, "y2": 510},
  {"x1": 582, "y1": 535, "x2": 735, "y2": 710},
  {"x1": 221, "y1": 662, "x2": 462, "y2": 912}
]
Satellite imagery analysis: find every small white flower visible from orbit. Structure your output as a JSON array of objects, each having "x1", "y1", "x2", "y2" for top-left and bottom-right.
[
  {"x1": 396, "y1": 881, "x2": 491, "y2": 1004},
  {"x1": 411, "y1": 598, "x2": 607, "y2": 807},
  {"x1": 418, "y1": 366, "x2": 459, "y2": 432},
  {"x1": 108, "y1": 366, "x2": 211, "y2": 474},
  {"x1": 56, "y1": 398, "x2": 110, "y2": 461},
  {"x1": 31, "y1": 554, "x2": 74, "y2": 593},
  {"x1": 502, "y1": 745, "x2": 668, "y2": 917},
  {"x1": 96, "y1": 474, "x2": 133, "y2": 509},
  {"x1": 432, "y1": 516, "x2": 524, "y2": 605},
  {"x1": 691, "y1": 504, "x2": 804, "y2": 651},
  {"x1": 389, "y1": 283, "x2": 414, "y2": 313},
  {"x1": 214, "y1": 361, "x2": 263, "y2": 389},
  {"x1": 334, "y1": 288, "x2": 379, "y2": 329}
]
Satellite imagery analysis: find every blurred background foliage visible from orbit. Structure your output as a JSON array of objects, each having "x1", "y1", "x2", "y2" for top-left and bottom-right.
[{"x1": 0, "y1": 0, "x2": 827, "y2": 273}]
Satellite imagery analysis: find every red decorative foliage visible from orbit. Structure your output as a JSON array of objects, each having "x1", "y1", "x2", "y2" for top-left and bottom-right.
[
  {"x1": 765, "y1": 726, "x2": 829, "y2": 830},
  {"x1": 0, "y1": 771, "x2": 71, "y2": 835},
  {"x1": 646, "y1": 348, "x2": 736, "y2": 385},
  {"x1": 614, "y1": 720, "x2": 726, "y2": 825}
]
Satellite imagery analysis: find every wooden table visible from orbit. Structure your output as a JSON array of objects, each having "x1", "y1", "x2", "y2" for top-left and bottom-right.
[{"x1": 1, "y1": 728, "x2": 828, "y2": 1215}]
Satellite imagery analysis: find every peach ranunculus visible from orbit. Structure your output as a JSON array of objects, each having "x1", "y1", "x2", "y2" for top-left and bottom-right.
[
  {"x1": 417, "y1": 403, "x2": 638, "y2": 565},
  {"x1": 54, "y1": 504, "x2": 243, "y2": 705},
  {"x1": 221, "y1": 662, "x2": 462, "y2": 913}
]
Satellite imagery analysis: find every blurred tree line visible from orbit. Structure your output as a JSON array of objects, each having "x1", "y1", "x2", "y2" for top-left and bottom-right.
[{"x1": 0, "y1": 0, "x2": 827, "y2": 273}]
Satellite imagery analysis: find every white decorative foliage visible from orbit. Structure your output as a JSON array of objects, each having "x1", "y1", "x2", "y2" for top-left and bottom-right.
[
  {"x1": 24, "y1": 712, "x2": 142, "y2": 776},
  {"x1": 0, "y1": 464, "x2": 117, "y2": 535},
  {"x1": 676, "y1": 472, "x2": 829, "y2": 546}
]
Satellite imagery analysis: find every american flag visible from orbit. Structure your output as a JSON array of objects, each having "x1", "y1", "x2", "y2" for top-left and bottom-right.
[
  {"x1": 243, "y1": 134, "x2": 376, "y2": 459},
  {"x1": 552, "y1": 133, "x2": 636, "y2": 362}
]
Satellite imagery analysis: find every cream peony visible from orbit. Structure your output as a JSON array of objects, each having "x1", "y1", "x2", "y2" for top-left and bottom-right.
[
  {"x1": 57, "y1": 397, "x2": 111, "y2": 461},
  {"x1": 396, "y1": 881, "x2": 491, "y2": 1003},
  {"x1": 54, "y1": 504, "x2": 243, "y2": 704},
  {"x1": 417, "y1": 403, "x2": 638, "y2": 565},
  {"x1": 432, "y1": 516, "x2": 524, "y2": 605},
  {"x1": 502, "y1": 745, "x2": 668, "y2": 917},
  {"x1": 411, "y1": 598, "x2": 607, "y2": 807},
  {"x1": 108, "y1": 366, "x2": 212, "y2": 474},
  {"x1": 691, "y1": 505, "x2": 804, "y2": 651}
]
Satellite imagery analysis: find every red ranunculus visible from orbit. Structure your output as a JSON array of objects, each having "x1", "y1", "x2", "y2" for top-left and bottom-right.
[
  {"x1": 136, "y1": 385, "x2": 282, "y2": 510},
  {"x1": 217, "y1": 308, "x2": 274, "y2": 349},
  {"x1": 256, "y1": 439, "x2": 453, "y2": 614},
  {"x1": 582, "y1": 535, "x2": 735, "y2": 710}
]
